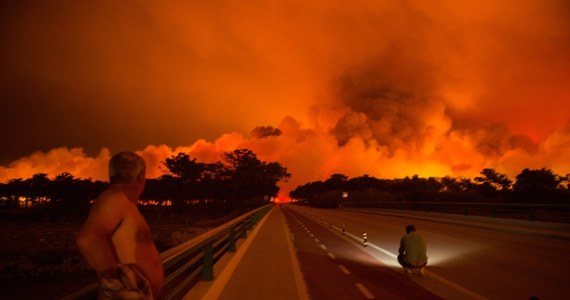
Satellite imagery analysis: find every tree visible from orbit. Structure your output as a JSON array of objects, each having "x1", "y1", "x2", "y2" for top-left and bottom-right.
[
  {"x1": 325, "y1": 173, "x2": 348, "y2": 190},
  {"x1": 197, "y1": 162, "x2": 232, "y2": 203},
  {"x1": 513, "y1": 168, "x2": 562, "y2": 202},
  {"x1": 441, "y1": 176, "x2": 463, "y2": 192},
  {"x1": 562, "y1": 173, "x2": 570, "y2": 192},
  {"x1": 261, "y1": 161, "x2": 291, "y2": 195},
  {"x1": 27, "y1": 173, "x2": 51, "y2": 199},
  {"x1": 159, "y1": 149, "x2": 290, "y2": 207},
  {"x1": 474, "y1": 168, "x2": 512, "y2": 193},
  {"x1": 52, "y1": 172, "x2": 76, "y2": 205},
  {"x1": 347, "y1": 175, "x2": 386, "y2": 191},
  {"x1": 290, "y1": 180, "x2": 331, "y2": 207},
  {"x1": 223, "y1": 149, "x2": 290, "y2": 203},
  {"x1": 163, "y1": 153, "x2": 205, "y2": 183},
  {"x1": 223, "y1": 149, "x2": 261, "y2": 171}
]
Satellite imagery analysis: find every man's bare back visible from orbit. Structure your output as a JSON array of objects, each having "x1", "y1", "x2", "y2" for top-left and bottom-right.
[
  {"x1": 108, "y1": 189, "x2": 164, "y2": 296},
  {"x1": 76, "y1": 152, "x2": 164, "y2": 299}
]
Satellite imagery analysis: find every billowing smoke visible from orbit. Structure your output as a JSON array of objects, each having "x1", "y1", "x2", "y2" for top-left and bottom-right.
[
  {"x1": 329, "y1": 59, "x2": 449, "y2": 155},
  {"x1": 1, "y1": 0, "x2": 570, "y2": 194},
  {"x1": 2, "y1": 118, "x2": 570, "y2": 195},
  {"x1": 0, "y1": 148, "x2": 110, "y2": 181},
  {"x1": 251, "y1": 126, "x2": 282, "y2": 139}
]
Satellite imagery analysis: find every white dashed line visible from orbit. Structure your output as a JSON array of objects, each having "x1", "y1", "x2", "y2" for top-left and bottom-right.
[
  {"x1": 355, "y1": 283, "x2": 375, "y2": 299},
  {"x1": 319, "y1": 244, "x2": 327, "y2": 250},
  {"x1": 338, "y1": 265, "x2": 351, "y2": 274},
  {"x1": 343, "y1": 225, "x2": 486, "y2": 299},
  {"x1": 327, "y1": 252, "x2": 336, "y2": 259}
]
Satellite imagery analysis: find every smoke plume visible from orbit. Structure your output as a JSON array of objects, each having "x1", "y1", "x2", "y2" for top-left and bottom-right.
[{"x1": 1, "y1": 0, "x2": 570, "y2": 194}]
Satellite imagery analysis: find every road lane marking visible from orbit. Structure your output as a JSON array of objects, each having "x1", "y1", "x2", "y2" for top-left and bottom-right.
[
  {"x1": 328, "y1": 252, "x2": 336, "y2": 259},
  {"x1": 320, "y1": 244, "x2": 327, "y2": 250},
  {"x1": 315, "y1": 238, "x2": 320, "y2": 243},
  {"x1": 425, "y1": 271, "x2": 488, "y2": 300},
  {"x1": 345, "y1": 232, "x2": 397, "y2": 258},
  {"x1": 338, "y1": 264, "x2": 351, "y2": 274},
  {"x1": 343, "y1": 231, "x2": 486, "y2": 299},
  {"x1": 355, "y1": 283, "x2": 375, "y2": 299},
  {"x1": 281, "y1": 208, "x2": 311, "y2": 300},
  {"x1": 302, "y1": 214, "x2": 490, "y2": 300},
  {"x1": 368, "y1": 243, "x2": 397, "y2": 259},
  {"x1": 197, "y1": 206, "x2": 272, "y2": 300}
]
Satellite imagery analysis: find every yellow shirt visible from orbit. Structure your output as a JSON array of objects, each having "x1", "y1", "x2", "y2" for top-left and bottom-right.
[{"x1": 399, "y1": 231, "x2": 427, "y2": 265}]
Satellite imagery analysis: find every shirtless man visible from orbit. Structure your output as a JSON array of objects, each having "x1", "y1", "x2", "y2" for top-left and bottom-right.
[{"x1": 76, "y1": 151, "x2": 164, "y2": 299}]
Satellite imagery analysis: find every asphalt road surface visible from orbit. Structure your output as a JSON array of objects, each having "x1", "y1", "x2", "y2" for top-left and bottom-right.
[{"x1": 281, "y1": 204, "x2": 570, "y2": 299}]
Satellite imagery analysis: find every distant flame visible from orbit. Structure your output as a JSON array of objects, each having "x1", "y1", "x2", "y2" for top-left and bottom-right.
[
  {"x1": 2, "y1": 116, "x2": 569, "y2": 195},
  {"x1": 1, "y1": 0, "x2": 570, "y2": 193},
  {"x1": 273, "y1": 193, "x2": 290, "y2": 203}
]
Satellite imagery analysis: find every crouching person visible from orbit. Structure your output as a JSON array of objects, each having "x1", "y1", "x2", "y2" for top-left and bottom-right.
[{"x1": 398, "y1": 224, "x2": 427, "y2": 276}]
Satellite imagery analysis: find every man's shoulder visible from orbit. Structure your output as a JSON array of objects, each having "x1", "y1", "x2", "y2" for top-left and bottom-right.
[
  {"x1": 94, "y1": 189, "x2": 130, "y2": 209},
  {"x1": 408, "y1": 232, "x2": 423, "y2": 238},
  {"x1": 404, "y1": 232, "x2": 423, "y2": 240}
]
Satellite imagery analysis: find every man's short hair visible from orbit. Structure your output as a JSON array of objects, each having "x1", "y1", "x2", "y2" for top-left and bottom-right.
[
  {"x1": 406, "y1": 224, "x2": 416, "y2": 233},
  {"x1": 109, "y1": 151, "x2": 146, "y2": 184}
]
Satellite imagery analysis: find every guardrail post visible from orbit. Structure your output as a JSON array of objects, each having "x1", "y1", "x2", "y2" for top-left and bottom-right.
[
  {"x1": 202, "y1": 242, "x2": 214, "y2": 281},
  {"x1": 229, "y1": 227, "x2": 237, "y2": 252},
  {"x1": 362, "y1": 232, "x2": 368, "y2": 247},
  {"x1": 247, "y1": 216, "x2": 254, "y2": 229},
  {"x1": 342, "y1": 224, "x2": 345, "y2": 235},
  {"x1": 528, "y1": 209, "x2": 536, "y2": 221},
  {"x1": 329, "y1": 221, "x2": 332, "y2": 229},
  {"x1": 241, "y1": 221, "x2": 247, "y2": 238}
]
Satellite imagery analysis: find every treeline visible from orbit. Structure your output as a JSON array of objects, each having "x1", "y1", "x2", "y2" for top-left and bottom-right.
[
  {"x1": 143, "y1": 149, "x2": 290, "y2": 207},
  {"x1": 290, "y1": 168, "x2": 570, "y2": 208},
  {"x1": 0, "y1": 149, "x2": 290, "y2": 220}
]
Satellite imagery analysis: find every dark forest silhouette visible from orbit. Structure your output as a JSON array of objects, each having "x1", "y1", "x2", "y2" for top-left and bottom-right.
[
  {"x1": 0, "y1": 149, "x2": 290, "y2": 221},
  {"x1": 290, "y1": 168, "x2": 570, "y2": 208},
  {"x1": 1, "y1": 148, "x2": 569, "y2": 220}
]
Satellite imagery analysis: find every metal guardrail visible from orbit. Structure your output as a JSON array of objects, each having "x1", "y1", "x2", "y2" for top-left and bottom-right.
[
  {"x1": 339, "y1": 201, "x2": 570, "y2": 223},
  {"x1": 63, "y1": 204, "x2": 272, "y2": 300}
]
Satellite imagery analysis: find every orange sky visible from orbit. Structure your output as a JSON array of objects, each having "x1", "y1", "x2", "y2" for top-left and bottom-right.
[{"x1": 1, "y1": 0, "x2": 569, "y2": 192}]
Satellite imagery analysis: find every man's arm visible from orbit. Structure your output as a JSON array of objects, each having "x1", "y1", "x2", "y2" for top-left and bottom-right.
[
  {"x1": 76, "y1": 192, "x2": 129, "y2": 279},
  {"x1": 398, "y1": 236, "x2": 406, "y2": 254}
]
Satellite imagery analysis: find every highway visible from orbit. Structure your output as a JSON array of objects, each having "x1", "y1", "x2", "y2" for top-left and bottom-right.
[{"x1": 281, "y1": 205, "x2": 570, "y2": 299}]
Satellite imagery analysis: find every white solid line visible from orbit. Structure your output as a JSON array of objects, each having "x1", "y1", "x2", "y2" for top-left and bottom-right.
[
  {"x1": 338, "y1": 264, "x2": 351, "y2": 274},
  {"x1": 368, "y1": 243, "x2": 397, "y2": 259},
  {"x1": 426, "y1": 271, "x2": 488, "y2": 300},
  {"x1": 355, "y1": 283, "x2": 375, "y2": 299},
  {"x1": 197, "y1": 207, "x2": 272, "y2": 300},
  {"x1": 280, "y1": 208, "x2": 311, "y2": 300},
  {"x1": 327, "y1": 252, "x2": 336, "y2": 259},
  {"x1": 345, "y1": 232, "x2": 396, "y2": 258},
  {"x1": 343, "y1": 230, "x2": 486, "y2": 299}
]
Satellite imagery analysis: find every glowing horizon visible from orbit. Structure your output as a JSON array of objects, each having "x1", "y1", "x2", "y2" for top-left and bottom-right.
[{"x1": 1, "y1": 1, "x2": 569, "y2": 193}]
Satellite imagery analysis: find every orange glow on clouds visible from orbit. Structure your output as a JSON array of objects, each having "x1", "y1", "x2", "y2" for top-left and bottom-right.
[
  {"x1": 2, "y1": 116, "x2": 570, "y2": 194},
  {"x1": 1, "y1": 0, "x2": 570, "y2": 192}
]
